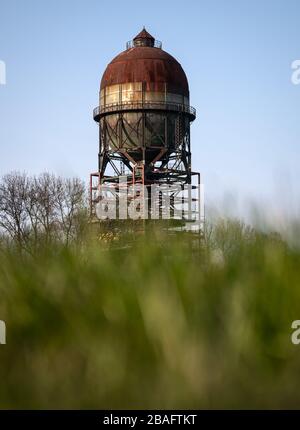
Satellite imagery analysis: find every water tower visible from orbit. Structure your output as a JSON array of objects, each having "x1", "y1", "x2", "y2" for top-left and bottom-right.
[{"x1": 90, "y1": 29, "x2": 200, "y2": 222}]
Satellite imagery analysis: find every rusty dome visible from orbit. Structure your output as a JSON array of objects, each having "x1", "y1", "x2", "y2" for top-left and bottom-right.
[{"x1": 100, "y1": 29, "x2": 189, "y2": 96}]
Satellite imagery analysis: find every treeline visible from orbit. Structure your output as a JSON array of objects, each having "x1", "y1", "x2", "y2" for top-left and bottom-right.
[
  {"x1": 0, "y1": 171, "x2": 287, "y2": 257},
  {"x1": 0, "y1": 172, "x2": 87, "y2": 253}
]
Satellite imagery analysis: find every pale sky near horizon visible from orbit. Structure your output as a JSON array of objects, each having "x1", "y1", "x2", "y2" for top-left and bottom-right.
[{"x1": 0, "y1": 0, "x2": 300, "y2": 221}]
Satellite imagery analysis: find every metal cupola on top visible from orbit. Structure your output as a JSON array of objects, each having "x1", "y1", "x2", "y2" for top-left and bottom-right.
[{"x1": 91, "y1": 28, "x2": 199, "y2": 219}]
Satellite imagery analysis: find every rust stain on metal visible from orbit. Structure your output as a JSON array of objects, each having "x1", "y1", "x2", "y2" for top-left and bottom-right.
[{"x1": 100, "y1": 31, "x2": 189, "y2": 96}]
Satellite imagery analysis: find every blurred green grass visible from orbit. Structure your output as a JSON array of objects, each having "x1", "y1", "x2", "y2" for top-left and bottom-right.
[{"x1": 0, "y1": 219, "x2": 300, "y2": 409}]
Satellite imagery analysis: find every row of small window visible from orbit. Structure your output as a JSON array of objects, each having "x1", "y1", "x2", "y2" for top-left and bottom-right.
[{"x1": 100, "y1": 83, "x2": 188, "y2": 106}]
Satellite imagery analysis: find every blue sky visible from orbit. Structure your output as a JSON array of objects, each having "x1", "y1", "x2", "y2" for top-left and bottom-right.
[{"x1": 0, "y1": 0, "x2": 299, "y2": 219}]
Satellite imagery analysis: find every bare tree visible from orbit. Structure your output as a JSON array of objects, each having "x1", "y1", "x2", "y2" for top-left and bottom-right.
[
  {"x1": 0, "y1": 172, "x2": 30, "y2": 251},
  {"x1": 0, "y1": 172, "x2": 87, "y2": 253},
  {"x1": 54, "y1": 176, "x2": 86, "y2": 244}
]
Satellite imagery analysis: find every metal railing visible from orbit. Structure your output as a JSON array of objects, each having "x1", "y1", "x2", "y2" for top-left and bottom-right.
[
  {"x1": 93, "y1": 101, "x2": 196, "y2": 120},
  {"x1": 126, "y1": 40, "x2": 162, "y2": 50}
]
